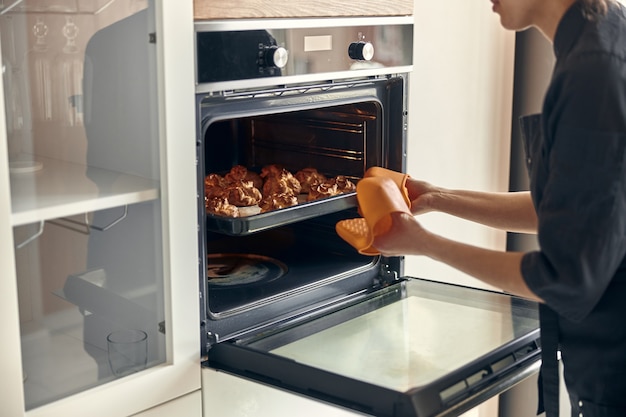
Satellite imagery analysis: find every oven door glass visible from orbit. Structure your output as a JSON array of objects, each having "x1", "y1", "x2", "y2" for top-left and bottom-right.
[{"x1": 207, "y1": 277, "x2": 540, "y2": 417}]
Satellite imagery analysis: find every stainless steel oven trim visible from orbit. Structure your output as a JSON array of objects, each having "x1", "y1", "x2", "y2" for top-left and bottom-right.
[
  {"x1": 194, "y1": 16, "x2": 414, "y2": 94},
  {"x1": 195, "y1": 69, "x2": 413, "y2": 95}
]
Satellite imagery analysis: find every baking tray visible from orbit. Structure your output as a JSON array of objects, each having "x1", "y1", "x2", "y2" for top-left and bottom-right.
[{"x1": 205, "y1": 191, "x2": 358, "y2": 236}]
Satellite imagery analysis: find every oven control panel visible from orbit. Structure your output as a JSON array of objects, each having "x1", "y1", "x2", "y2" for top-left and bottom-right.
[{"x1": 195, "y1": 17, "x2": 413, "y2": 91}]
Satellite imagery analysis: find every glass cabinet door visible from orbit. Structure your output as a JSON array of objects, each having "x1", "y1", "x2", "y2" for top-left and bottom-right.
[{"x1": 0, "y1": 1, "x2": 199, "y2": 414}]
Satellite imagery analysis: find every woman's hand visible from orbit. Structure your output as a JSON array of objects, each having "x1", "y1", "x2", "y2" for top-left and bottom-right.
[
  {"x1": 373, "y1": 212, "x2": 428, "y2": 257},
  {"x1": 405, "y1": 178, "x2": 440, "y2": 216}
]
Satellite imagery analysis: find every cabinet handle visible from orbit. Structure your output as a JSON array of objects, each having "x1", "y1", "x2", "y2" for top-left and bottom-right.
[
  {"x1": 16, "y1": 206, "x2": 129, "y2": 248},
  {"x1": 15, "y1": 220, "x2": 44, "y2": 249},
  {"x1": 48, "y1": 205, "x2": 129, "y2": 234},
  {"x1": 89, "y1": 205, "x2": 128, "y2": 232},
  {"x1": 0, "y1": 0, "x2": 23, "y2": 15}
]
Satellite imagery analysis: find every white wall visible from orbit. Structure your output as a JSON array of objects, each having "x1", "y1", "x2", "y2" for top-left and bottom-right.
[
  {"x1": 405, "y1": 5, "x2": 516, "y2": 416},
  {"x1": 406, "y1": 1, "x2": 516, "y2": 291}
]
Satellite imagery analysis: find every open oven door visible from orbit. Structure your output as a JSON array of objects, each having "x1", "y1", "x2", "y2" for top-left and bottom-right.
[{"x1": 203, "y1": 277, "x2": 541, "y2": 417}]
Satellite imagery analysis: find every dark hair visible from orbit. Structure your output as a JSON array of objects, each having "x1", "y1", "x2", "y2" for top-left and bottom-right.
[{"x1": 579, "y1": 0, "x2": 612, "y2": 18}]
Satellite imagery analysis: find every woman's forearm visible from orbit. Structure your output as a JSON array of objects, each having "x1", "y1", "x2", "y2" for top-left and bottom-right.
[
  {"x1": 425, "y1": 189, "x2": 537, "y2": 234},
  {"x1": 375, "y1": 213, "x2": 542, "y2": 301},
  {"x1": 422, "y1": 229, "x2": 541, "y2": 301}
]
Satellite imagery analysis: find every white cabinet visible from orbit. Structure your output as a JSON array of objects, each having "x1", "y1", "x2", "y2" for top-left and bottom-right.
[
  {"x1": 0, "y1": 1, "x2": 200, "y2": 416},
  {"x1": 132, "y1": 390, "x2": 202, "y2": 417},
  {"x1": 202, "y1": 369, "x2": 366, "y2": 417}
]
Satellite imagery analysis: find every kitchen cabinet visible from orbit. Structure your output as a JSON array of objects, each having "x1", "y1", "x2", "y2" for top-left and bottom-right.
[
  {"x1": 132, "y1": 390, "x2": 202, "y2": 417},
  {"x1": 0, "y1": 1, "x2": 200, "y2": 416},
  {"x1": 203, "y1": 369, "x2": 366, "y2": 417}
]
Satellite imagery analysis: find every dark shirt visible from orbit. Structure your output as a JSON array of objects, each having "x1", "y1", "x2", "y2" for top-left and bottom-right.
[{"x1": 520, "y1": 2, "x2": 626, "y2": 416}]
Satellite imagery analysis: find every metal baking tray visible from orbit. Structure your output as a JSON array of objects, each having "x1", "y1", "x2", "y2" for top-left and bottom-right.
[{"x1": 205, "y1": 191, "x2": 358, "y2": 236}]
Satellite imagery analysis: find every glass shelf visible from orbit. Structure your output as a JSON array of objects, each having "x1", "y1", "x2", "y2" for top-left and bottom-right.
[{"x1": 10, "y1": 155, "x2": 159, "y2": 226}]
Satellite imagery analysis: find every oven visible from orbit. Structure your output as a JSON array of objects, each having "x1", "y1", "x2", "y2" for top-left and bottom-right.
[{"x1": 195, "y1": 17, "x2": 541, "y2": 417}]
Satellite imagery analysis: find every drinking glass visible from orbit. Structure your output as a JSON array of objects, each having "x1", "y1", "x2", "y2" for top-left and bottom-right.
[{"x1": 107, "y1": 329, "x2": 148, "y2": 377}]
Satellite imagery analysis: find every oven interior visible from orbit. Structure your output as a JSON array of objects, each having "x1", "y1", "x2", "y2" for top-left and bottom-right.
[
  {"x1": 202, "y1": 101, "x2": 381, "y2": 181},
  {"x1": 197, "y1": 80, "x2": 407, "y2": 352}
]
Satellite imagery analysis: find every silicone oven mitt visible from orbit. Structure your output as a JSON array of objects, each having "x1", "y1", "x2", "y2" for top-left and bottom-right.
[
  {"x1": 363, "y1": 166, "x2": 411, "y2": 208},
  {"x1": 336, "y1": 176, "x2": 411, "y2": 255}
]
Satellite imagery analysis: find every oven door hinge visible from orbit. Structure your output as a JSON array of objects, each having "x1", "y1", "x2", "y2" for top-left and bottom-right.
[
  {"x1": 377, "y1": 259, "x2": 400, "y2": 286},
  {"x1": 207, "y1": 331, "x2": 219, "y2": 346}
]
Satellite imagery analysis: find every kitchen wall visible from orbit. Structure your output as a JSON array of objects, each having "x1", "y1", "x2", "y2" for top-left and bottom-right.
[
  {"x1": 405, "y1": 3, "x2": 515, "y2": 417},
  {"x1": 405, "y1": 2, "x2": 515, "y2": 290}
]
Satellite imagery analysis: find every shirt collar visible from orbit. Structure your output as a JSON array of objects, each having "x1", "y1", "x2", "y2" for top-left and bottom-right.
[{"x1": 553, "y1": 2, "x2": 586, "y2": 59}]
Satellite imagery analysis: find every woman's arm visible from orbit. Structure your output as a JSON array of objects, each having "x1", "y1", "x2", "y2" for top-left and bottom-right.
[
  {"x1": 374, "y1": 212, "x2": 543, "y2": 301},
  {"x1": 407, "y1": 179, "x2": 538, "y2": 234}
]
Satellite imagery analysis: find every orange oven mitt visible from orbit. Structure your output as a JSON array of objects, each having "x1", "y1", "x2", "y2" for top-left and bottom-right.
[
  {"x1": 363, "y1": 166, "x2": 411, "y2": 208},
  {"x1": 336, "y1": 175, "x2": 411, "y2": 255}
]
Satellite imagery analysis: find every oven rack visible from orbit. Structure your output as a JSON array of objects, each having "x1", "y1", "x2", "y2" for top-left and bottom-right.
[{"x1": 205, "y1": 192, "x2": 357, "y2": 236}]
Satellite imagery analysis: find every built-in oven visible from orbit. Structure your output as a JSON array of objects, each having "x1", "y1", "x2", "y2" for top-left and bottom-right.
[{"x1": 195, "y1": 17, "x2": 541, "y2": 417}]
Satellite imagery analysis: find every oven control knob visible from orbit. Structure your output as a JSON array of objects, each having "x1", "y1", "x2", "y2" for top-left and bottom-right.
[
  {"x1": 262, "y1": 46, "x2": 289, "y2": 69},
  {"x1": 348, "y1": 41, "x2": 375, "y2": 61}
]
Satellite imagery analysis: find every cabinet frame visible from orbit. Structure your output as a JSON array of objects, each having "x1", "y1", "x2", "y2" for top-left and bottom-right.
[{"x1": 0, "y1": 2, "x2": 201, "y2": 416}]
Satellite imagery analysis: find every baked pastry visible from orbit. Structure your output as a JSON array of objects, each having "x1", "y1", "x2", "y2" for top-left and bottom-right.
[
  {"x1": 334, "y1": 175, "x2": 356, "y2": 193},
  {"x1": 308, "y1": 180, "x2": 340, "y2": 201},
  {"x1": 223, "y1": 179, "x2": 262, "y2": 206},
  {"x1": 225, "y1": 165, "x2": 263, "y2": 189},
  {"x1": 205, "y1": 196, "x2": 240, "y2": 217},
  {"x1": 259, "y1": 193, "x2": 299, "y2": 213},
  {"x1": 205, "y1": 173, "x2": 226, "y2": 188},
  {"x1": 260, "y1": 164, "x2": 285, "y2": 179},
  {"x1": 261, "y1": 166, "x2": 302, "y2": 196},
  {"x1": 295, "y1": 168, "x2": 327, "y2": 193},
  {"x1": 205, "y1": 166, "x2": 264, "y2": 213},
  {"x1": 263, "y1": 176, "x2": 300, "y2": 197},
  {"x1": 307, "y1": 176, "x2": 356, "y2": 201},
  {"x1": 205, "y1": 164, "x2": 354, "y2": 216},
  {"x1": 205, "y1": 174, "x2": 228, "y2": 199}
]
